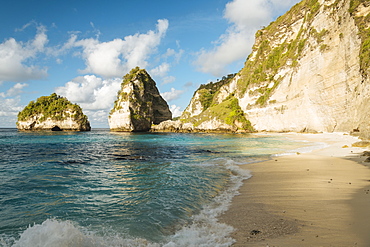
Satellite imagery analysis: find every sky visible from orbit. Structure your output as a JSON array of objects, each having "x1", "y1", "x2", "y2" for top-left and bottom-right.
[{"x1": 0, "y1": 0, "x2": 301, "y2": 128}]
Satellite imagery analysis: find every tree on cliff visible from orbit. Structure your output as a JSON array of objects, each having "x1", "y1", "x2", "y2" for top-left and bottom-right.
[{"x1": 17, "y1": 93, "x2": 90, "y2": 131}]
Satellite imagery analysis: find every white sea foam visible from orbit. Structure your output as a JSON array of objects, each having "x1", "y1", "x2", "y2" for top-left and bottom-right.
[
  {"x1": 12, "y1": 219, "x2": 99, "y2": 247},
  {"x1": 164, "y1": 159, "x2": 251, "y2": 247},
  {"x1": 11, "y1": 219, "x2": 159, "y2": 247}
]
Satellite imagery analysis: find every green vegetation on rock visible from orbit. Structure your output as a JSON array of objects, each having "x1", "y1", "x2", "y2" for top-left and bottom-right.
[
  {"x1": 109, "y1": 67, "x2": 172, "y2": 131},
  {"x1": 110, "y1": 67, "x2": 154, "y2": 116},
  {"x1": 17, "y1": 93, "x2": 89, "y2": 126},
  {"x1": 196, "y1": 74, "x2": 236, "y2": 110},
  {"x1": 349, "y1": 0, "x2": 370, "y2": 76},
  {"x1": 237, "y1": 0, "x2": 323, "y2": 105},
  {"x1": 183, "y1": 96, "x2": 254, "y2": 132}
]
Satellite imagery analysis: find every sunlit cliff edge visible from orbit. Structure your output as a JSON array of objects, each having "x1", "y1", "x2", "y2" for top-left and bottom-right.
[{"x1": 154, "y1": 0, "x2": 370, "y2": 138}]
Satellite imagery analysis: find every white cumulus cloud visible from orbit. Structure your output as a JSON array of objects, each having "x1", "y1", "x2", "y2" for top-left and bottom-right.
[
  {"x1": 161, "y1": 76, "x2": 176, "y2": 85},
  {"x1": 55, "y1": 75, "x2": 122, "y2": 110},
  {"x1": 0, "y1": 96, "x2": 23, "y2": 116},
  {"x1": 161, "y1": 88, "x2": 184, "y2": 102},
  {"x1": 150, "y1": 62, "x2": 171, "y2": 77},
  {"x1": 150, "y1": 63, "x2": 177, "y2": 85},
  {"x1": 0, "y1": 25, "x2": 48, "y2": 83},
  {"x1": 55, "y1": 75, "x2": 123, "y2": 127},
  {"x1": 194, "y1": 0, "x2": 300, "y2": 76},
  {"x1": 0, "y1": 95, "x2": 24, "y2": 127},
  {"x1": 170, "y1": 105, "x2": 182, "y2": 118},
  {"x1": 73, "y1": 19, "x2": 169, "y2": 78},
  {"x1": 83, "y1": 109, "x2": 109, "y2": 127},
  {"x1": 0, "y1": 82, "x2": 29, "y2": 126},
  {"x1": 5, "y1": 83, "x2": 28, "y2": 97}
]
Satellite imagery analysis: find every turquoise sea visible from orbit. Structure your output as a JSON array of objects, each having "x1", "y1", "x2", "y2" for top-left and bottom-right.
[{"x1": 0, "y1": 129, "x2": 319, "y2": 247}]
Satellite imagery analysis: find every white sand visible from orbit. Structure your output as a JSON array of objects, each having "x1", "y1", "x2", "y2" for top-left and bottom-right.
[{"x1": 220, "y1": 133, "x2": 370, "y2": 246}]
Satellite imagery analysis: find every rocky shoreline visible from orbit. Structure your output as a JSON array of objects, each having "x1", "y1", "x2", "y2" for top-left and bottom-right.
[{"x1": 150, "y1": 120, "x2": 252, "y2": 133}]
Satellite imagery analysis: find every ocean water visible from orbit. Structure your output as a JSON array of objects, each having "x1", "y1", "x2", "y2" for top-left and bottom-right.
[{"x1": 0, "y1": 129, "x2": 317, "y2": 247}]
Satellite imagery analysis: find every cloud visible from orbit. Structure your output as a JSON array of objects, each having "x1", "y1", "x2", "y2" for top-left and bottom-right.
[
  {"x1": 0, "y1": 24, "x2": 48, "y2": 83},
  {"x1": 150, "y1": 47, "x2": 183, "y2": 85},
  {"x1": 161, "y1": 76, "x2": 176, "y2": 85},
  {"x1": 149, "y1": 62, "x2": 176, "y2": 85},
  {"x1": 73, "y1": 19, "x2": 169, "y2": 78},
  {"x1": 47, "y1": 33, "x2": 79, "y2": 57},
  {"x1": 194, "y1": 0, "x2": 300, "y2": 76},
  {"x1": 55, "y1": 75, "x2": 123, "y2": 127},
  {"x1": 269, "y1": 0, "x2": 302, "y2": 12},
  {"x1": 0, "y1": 96, "x2": 23, "y2": 115},
  {"x1": 224, "y1": 0, "x2": 270, "y2": 28},
  {"x1": 150, "y1": 62, "x2": 170, "y2": 77},
  {"x1": 163, "y1": 48, "x2": 184, "y2": 64},
  {"x1": 161, "y1": 88, "x2": 184, "y2": 102},
  {"x1": 83, "y1": 109, "x2": 110, "y2": 127},
  {"x1": 55, "y1": 75, "x2": 122, "y2": 110},
  {"x1": 0, "y1": 95, "x2": 24, "y2": 127},
  {"x1": 170, "y1": 105, "x2": 182, "y2": 118},
  {"x1": 4, "y1": 83, "x2": 28, "y2": 97},
  {"x1": 184, "y1": 81, "x2": 194, "y2": 88},
  {"x1": 0, "y1": 74, "x2": 30, "y2": 126}
]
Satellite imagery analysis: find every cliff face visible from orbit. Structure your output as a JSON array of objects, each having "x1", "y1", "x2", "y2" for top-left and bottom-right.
[
  {"x1": 160, "y1": 74, "x2": 253, "y2": 133},
  {"x1": 236, "y1": 0, "x2": 370, "y2": 136},
  {"x1": 17, "y1": 93, "x2": 91, "y2": 131},
  {"x1": 181, "y1": 0, "x2": 370, "y2": 138},
  {"x1": 109, "y1": 67, "x2": 172, "y2": 132}
]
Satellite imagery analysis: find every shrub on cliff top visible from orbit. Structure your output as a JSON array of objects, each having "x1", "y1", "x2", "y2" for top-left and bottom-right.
[
  {"x1": 236, "y1": 0, "x2": 323, "y2": 102},
  {"x1": 196, "y1": 73, "x2": 236, "y2": 110},
  {"x1": 17, "y1": 93, "x2": 88, "y2": 125},
  {"x1": 349, "y1": 0, "x2": 370, "y2": 76},
  {"x1": 185, "y1": 96, "x2": 254, "y2": 132}
]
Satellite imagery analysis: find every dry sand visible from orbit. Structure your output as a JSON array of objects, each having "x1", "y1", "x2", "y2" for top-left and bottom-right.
[{"x1": 220, "y1": 133, "x2": 370, "y2": 247}]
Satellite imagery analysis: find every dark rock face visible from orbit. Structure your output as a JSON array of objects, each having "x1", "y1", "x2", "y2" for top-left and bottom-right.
[
  {"x1": 109, "y1": 67, "x2": 172, "y2": 132},
  {"x1": 51, "y1": 126, "x2": 62, "y2": 131}
]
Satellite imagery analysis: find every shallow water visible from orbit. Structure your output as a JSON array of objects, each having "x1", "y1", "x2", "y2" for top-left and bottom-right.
[{"x1": 0, "y1": 129, "x2": 316, "y2": 246}]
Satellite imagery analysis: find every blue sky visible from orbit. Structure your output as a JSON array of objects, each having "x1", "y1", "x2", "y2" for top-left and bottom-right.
[{"x1": 0, "y1": 0, "x2": 300, "y2": 128}]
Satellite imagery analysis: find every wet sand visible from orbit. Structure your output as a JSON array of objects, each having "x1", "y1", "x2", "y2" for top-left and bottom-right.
[{"x1": 220, "y1": 133, "x2": 370, "y2": 246}]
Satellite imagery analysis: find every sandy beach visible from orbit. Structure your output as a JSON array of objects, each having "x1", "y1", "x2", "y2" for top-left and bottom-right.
[{"x1": 220, "y1": 133, "x2": 370, "y2": 247}]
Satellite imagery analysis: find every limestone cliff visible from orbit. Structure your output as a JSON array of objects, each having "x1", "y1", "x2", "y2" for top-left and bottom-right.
[
  {"x1": 109, "y1": 67, "x2": 172, "y2": 132},
  {"x1": 178, "y1": 0, "x2": 370, "y2": 138},
  {"x1": 17, "y1": 93, "x2": 91, "y2": 131},
  {"x1": 152, "y1": 74, "x2": 253, "y2": 133},
  {"x1": 235, "y1": 0, "x2": 370, "y2": 136}
]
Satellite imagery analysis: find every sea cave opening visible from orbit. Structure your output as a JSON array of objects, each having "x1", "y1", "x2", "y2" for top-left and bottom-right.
[{"x1": 51, "y1": 126, "x2": 62, "y2": 131}]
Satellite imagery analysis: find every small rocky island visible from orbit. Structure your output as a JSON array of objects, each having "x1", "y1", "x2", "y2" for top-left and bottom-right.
[
  {"x1": 17, "y1": 93, "x2": 91, "y2": 131},
  {"x1": 109, "y1": 67, "x2": 172, "y2": 131}
]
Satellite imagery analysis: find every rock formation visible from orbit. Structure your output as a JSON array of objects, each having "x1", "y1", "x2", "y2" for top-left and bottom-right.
[
  {"x1": 234, "y1": 0, "x2": 370, "y2": 137},
  {"x1": 17, "y1": 93, "x2": 91, "y2": 131},
  {"x1": 109, "y1": 67, "x2": 172, "y2": 131},
  {"x1": 152, "y1": 74, "x2": 254, "y2": 133},
  {"x1": 167, "y1": 0, "x2": 370, "y2": 138}
]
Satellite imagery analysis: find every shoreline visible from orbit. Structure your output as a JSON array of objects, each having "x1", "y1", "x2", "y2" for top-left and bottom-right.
[{"x1": 220, "y1": 133, "x2": 370, "y2": 246}]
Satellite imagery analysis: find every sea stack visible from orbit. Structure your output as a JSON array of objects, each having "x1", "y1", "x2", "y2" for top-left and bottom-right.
[
  {"x1": 108, "y1": 67, "x2": 172, "y2": 132},
  {"x1": 17, "y1": 93, "x2": 91, "y2": 131}
]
